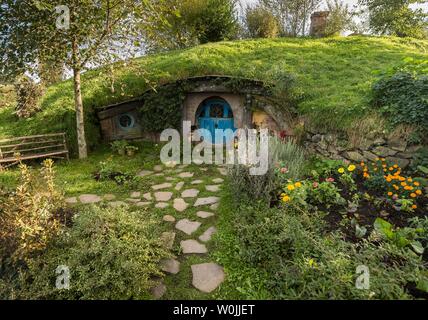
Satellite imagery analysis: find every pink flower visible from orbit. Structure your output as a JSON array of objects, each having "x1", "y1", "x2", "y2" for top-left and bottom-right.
[
  {"x1": 280, "y1": 167, "x2": 289, "y2": 174},
  {"x1": 313, "y1": 182, "x2": 319, "y2": 188},
  {"x1": 326, "y1": 178, "x2": 335, "y2": 183},
  {"x1": 392, "y1": 195, "x2": 398, "y2": 200}
]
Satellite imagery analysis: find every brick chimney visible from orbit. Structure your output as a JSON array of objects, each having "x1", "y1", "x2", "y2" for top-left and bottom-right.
[{"x1": 310, "y1": 11, "x2": 330, "y2": 37}]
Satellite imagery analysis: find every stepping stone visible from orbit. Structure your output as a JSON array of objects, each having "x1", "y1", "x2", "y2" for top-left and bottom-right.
[
  {"x1": 194, "y1": 197, "x2": 220, "y2": 207},
  {"x1": 150, "y1": 282, "x2": 166, "y2": 299},
  {"x1": 175, "y1": 181, "x2": 185, "y2": 191},
  {"x1": 197, "y1": 211, "x2": 215, "y2": 219},
  {"x1": 152, "y1": 183, "x2": 173, "y2": 190},
  {"x1": 175, "y1": 219, "x2": 201, "y2": 235},
  {"x1": 163, "y1": 215, "x2": 176, "y2": 222},
  {"x1": 178, "y1": 164, "x2": 188, "y2": 169},
  {"x1": 136, "y1": 201, "x2": 151, "y2": 207},
  {"x1": 181, "y1": 240, "x2": 207, "y2": 254},
  {"x1": 79, "y1": 194, "x2": 102, "y2": 204},
  {"x1": 104, "y1": 194, "x2": 116, "y2": 201},
  {"x1": 217, "y1": 167, "x2": 227, "y2": 176},
  {"x1": 155, "y1": 202, "x2": 169, "y2": 209},
  {"x1": 181, "y1": 189, "x2": 200, "y2": 198},
  {"x1": 212, "y1": 178, "x2": 224, "y2": 184},
  {"x1": 161, "y1": 232, "x2": 175, "y2": 249},
  {"x1": 206, "y1": 185, "x2": 221, "y2": 192},
  {"x1": 153, "y1": 165, "x2": 163, "y2": 172},
  {"x1": 166, "y1": 177, "x2": 175, "y2": 181},
  {"x1": 210, "y1": 203, "x2": 219, "y2": 211},
  {"x1": 126, "y1": 198, "x2": 140, "y2": 203},
  {"x1": 160, "y1": 259, "x2": 180, "y2": 274},
  {"x1": 143, "y1": 193, "x2": 152, "y2": 201},
  {"x1": 178, "y1": 172, "x2": 194, "y2": 178},
  {"x1": 191, "y1": 263, "x2": 225, "y2": 293},
  {"x1": 130, "y1": 191, "x2": 141, "y2": 198},
  {"x1": 165, "y1": 161, "x2": 177, "y2": 168},
  {"x1": 137, "y1": 170, "x2": 153, "y2": 177},
  {"x1": 154, "y1": 191, "x2": 173, "y2": 202},
  {"x1": 191, "y1": 180, "x2": 203, "y2": 185},
  {"x1": 199, "y1": 227, "x2": 217, "y2": 242},
  {"x1": 108, "y1": 201, "x2": 127, "y2": 207},
  {"x1": 200, "y1": 168, "x2": 208, "y2": 172},
  {"x1": 173, "y1": 198, "x2": 188, "y2": 212},
  {"x1": 65, "y1": 197, "x2": 78, "y2": 204},
  {"x1": 154, "y1": 173, "x2": 164, "y2": 177}
]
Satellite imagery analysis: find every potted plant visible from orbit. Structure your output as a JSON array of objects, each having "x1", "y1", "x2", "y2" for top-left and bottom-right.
[
  {"x1": 125, "y1": 145, "x2": 138, "y2": 157},
  {"x1": 110, "y1": 140, "x2": 128, "y2": 156}
]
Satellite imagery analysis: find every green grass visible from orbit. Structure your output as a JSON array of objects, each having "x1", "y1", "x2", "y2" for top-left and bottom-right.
[{"x1": 0, "y1": 36, "x2": 427, "y2": 155}]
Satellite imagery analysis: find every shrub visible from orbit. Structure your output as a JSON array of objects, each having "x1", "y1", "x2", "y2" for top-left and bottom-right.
[
  {"x1": 372, "y1": 59, "x2": 428, "y2": 142},
  {"x1": 14, "y1": 205, "x2": 170, "y2": 300},
  {"x1": 245, "y1": 6, "x2": 279, "y2": 39},
  {"x1": 13, "y1": 75, "x2": 44, "y2": 118},
  {"x1": 269, "y1": 136, "x2": 305, "y2": 180},
  {"x1": 0, "y1": 159, "x2": 64, "y2": 263}
]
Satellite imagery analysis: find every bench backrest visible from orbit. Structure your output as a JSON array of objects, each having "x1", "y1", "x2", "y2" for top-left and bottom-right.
[{"x1": 0, "y1": 133, "x2": 68, "y2": 162}]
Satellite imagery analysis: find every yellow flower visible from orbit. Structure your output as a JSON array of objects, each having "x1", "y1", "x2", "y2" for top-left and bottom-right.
[
  {"x1": 412, "y1": 205, "x2": 418, "y2": 210},
  {"x1": 393, "y1": 164, "x2": 399, "y2": 169},
  {"x1": 401, "y1": 182, "x2": 407, "y2": 187},
  {"x1": 282, "y1": 195, "x2": 291, "y2": 203},
  {"x1": 338, "y1": 168, "x2": 345, "y2": 174},
  {"x1": 416, "y1": 190, "x2": 422, "y2": 195},
  {"x1": 387, "y1": 192, "x2": 393, "y2": 196},
  {"x1": 295, "y1": 182, "x2": 302, "y2": 188},
  {"x1": 287, "y1": 184, "x2": 295, "y2": 191},
  {"x1": 348, "y1": 165, "x2": 356, "y2": 172},
  {"x1": 414, "y1": 182, "x2": 420, "y2": 187},
  {"x1": 410, "y1": 193, "x2": 417, "y2": 198},
  {"x1": 308, "y1": 258, "x2": 317, "y2": 268}
]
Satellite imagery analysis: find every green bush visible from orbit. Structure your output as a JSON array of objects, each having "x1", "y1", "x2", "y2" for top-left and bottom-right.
[
  {"x1": 245, "y1": 6, "x2": 279, "y2": 39},
  {"x1": 11, "y1": 205, "x2": 170, "y2": 300}
]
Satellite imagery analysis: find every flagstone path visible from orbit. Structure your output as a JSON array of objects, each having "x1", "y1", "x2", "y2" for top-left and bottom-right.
[{"x1": 65, "y1": 163, "x2": 227, "y2": 298}]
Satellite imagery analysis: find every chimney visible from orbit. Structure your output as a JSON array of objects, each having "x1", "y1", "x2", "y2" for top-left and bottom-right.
[{"x1": 310, "y1": 11, "x2": 330, "y2": 37}]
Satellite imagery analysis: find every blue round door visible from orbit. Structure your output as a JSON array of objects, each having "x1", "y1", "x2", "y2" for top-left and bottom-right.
[{"x1": 197, "y1": 98, "x2": 236, "y2": 144}]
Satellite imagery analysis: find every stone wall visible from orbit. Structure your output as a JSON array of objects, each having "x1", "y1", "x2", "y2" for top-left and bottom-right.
[{"x1": 304, "y1": 131, "x2": 423, "y2": 169}]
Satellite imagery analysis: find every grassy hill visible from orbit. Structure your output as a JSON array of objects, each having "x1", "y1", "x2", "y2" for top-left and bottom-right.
[{"x1": 0, "y1": 36, "x2": 427, "y2": 155}]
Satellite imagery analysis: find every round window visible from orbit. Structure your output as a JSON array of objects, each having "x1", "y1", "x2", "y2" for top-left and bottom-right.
[{"x1": 118, "y1": 113, "x2": 135, "y2": 130}]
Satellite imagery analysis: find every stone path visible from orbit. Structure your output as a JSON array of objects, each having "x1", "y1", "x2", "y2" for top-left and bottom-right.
[{"x1": 66, "y1": 163, "x2": 226, "y2": 298}]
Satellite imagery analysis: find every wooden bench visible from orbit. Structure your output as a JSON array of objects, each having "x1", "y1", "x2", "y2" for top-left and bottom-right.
[{"x1": 0, "y1": 133, "x2": 69, "y2": 168}]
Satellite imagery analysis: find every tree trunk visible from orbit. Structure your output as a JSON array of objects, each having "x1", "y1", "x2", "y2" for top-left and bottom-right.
[{"x1": 72, "y1": 40, "x2": 88, "y2": 159}]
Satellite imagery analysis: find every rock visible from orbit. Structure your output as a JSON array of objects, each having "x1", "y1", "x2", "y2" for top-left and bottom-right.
[
  {"x1": 324, "y1": 134, "x2": 335, "y2": 144},
  {"x1": 373, "y1": 137, "x2": 386, "y2": 146},
  {"x1": 205, "y1": 185, "x2": 221, "y2": 192},
  {"x1": 173, "y1": 198, "x2": 188, "y2": 212},
  {"x1": 175, "y1": 182, "x2": 185, "y2": 191},
  {"x1": 199, "y1": 227, "x2": 217, "y2": 242},
  {"x1": 343, "y1": 151, "x2": 366, "y2": 163},
  {"x1": 406, "y1": 145, "x2": 422, "y2": 154},
  {"x1": 197, "y1": 211, "x2": 215, "y2": 219},
  {"x1": 175, "y1": 219, "x2": 201, "y2": 235},
  {"x1": 372, "y1": 146, "x2": 397, "y2": 157},
  {"x1": 155, "y1": 202, "x2": 169, "y2": 209},
  {"x1": 137, "y1": 170, "x2": 153, "y2": 177},
  {"x1": 358, "y1": 139, "x2": 373, "y2": 151},
  {"x1": 317, "y1": 139, "x2": 328, "y2": 150},
  {"x1": 143, "y1": 193, "x2": 152, "y2": 201},
  {"x1": 108, "y1": 201, "x2": 127, "y2": 207},
  {"x1": 178, "y1": 172, "x2": 194, "y2": 178},
  {"x1": 362, "y1": 150, "x2": 378, "y2": 162},
  {"x1": 103, "y1": 194, "x2": 116, "y2": 201},
  {"x1": 154, "y1": 173, "x2": 164, "y2": 177},
  {"x1": 181, "y1": 189, "x2": 200, "y2": 198},
  {"x1": 152, "y1": 183, "x2": 173, "y2": 190},
  {"x1": 160, "y1": 259, "x2": 180, "y2": 274},
  {"x1": 396, "y1": 152, "x2": 414, "y2": 159},
  {"x1": 65, "y1": 197, "x2": 78, "y2": 204},
  {"x1": 79, "y1": 194, "x2": 102, "y2": 204},
  {"x1": 154, "y1": 192, "x2": 173, "y2": 202},
  {"x1": 191, "y1": 180, "x2": 203, "y2": 185},
  {"x1": 212, "y1": 178, "x2": 224, "y2": 184},
  {"x1": 194, "y1": 197, "x2": 220, "y2": 207},
  {"x1": 191, "y1": 263, "x2": 225, "y2": 293},
  {"x1": 164, "y1": 161, "x2": 177, "y2": 168},
  {"x1": 130, "y1": 191, "x2": 141, "y2": 198},
  {"x1": 181, "y1": 240, "x2": 207, "y2": 254},
  {"x1": 163, "y1": 215, "x2": 176, "y2": 222},
  {"x1": 210, "y1": 203, "x2": 220, "y2": 211},
  {"x1": 126, "y1": 198, "x2": 140, "y2": 203},
  {"x1": 165, "y1": 177, "x2": 175, "y2": 181},
  {"x1": 150, "y1": 282, "x2": 166, "y2": 299},
  {"x1": 153, "y1": 165, "x2": 163, "y2": 172},
  {"x1": 136, "y1": 201, "x2": 151, "y2": 207},
  {"x1": 388, "y1": 138, "x2": 407, "y2": 152},
  {"x1": 386, "y1": 157, "x2": 410, "y2": 169},
  {"x1": 160, "y1": 232, "x2": 175, "y2": 249},
  {"x1": 311, "y1": 134, "x2": 323, "y2": 143},
  {"x1": 217, "y1": 167, "x2": 227, "y2": 176}
]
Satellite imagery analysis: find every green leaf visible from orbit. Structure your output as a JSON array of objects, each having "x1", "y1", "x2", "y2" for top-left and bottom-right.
[
  {"x1": 411, "y1": 241, "x2": 425, "y2": 255},
  {"x1": 417, "y1": 166, "x2": 428, "y2": 175},
  {"x1": 416, "y1": 278, "x2": 428, "y2": 293},
  {"x1": 374, "y1": 218, "x2": 394, "y2": 239}
]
